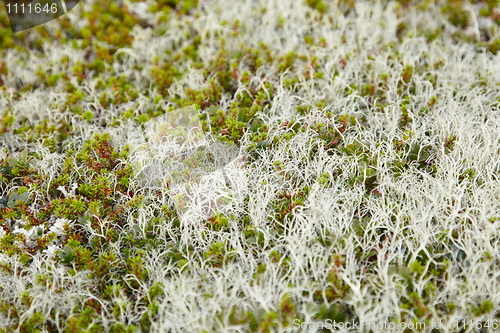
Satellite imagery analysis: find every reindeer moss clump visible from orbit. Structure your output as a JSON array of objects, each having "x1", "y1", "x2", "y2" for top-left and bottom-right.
[{"x1": 1, "y1": 0, "x2": 500, "y2": 331}]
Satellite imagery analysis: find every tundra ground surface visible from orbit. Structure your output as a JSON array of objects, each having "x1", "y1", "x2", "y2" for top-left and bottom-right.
[{"x1": 1, "y1": 0, "x2": 500, "y2": 332}]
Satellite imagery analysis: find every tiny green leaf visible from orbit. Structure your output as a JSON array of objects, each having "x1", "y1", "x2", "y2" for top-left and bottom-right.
[
  {"x1": 58, "y1": 245, "x2": 74, "y2": 262},
  {"x1": 365, "y1": 168, "x2": 376, "y2": 177},
  {"x1": 238, "y1": 108, "x2": 246, "y2": 122},
  {"x1": 19, "y1": 192, "x2": 29, "y2": 202},
  {"x1": 19, "y1": 150, "x2": 28, "y2": 162},
  {"x1": 7, "y1": 158, "x2": 18, "y2": 167}
]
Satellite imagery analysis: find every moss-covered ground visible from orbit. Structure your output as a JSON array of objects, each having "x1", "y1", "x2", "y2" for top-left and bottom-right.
[{"x1": 1, "y1": 0, "x2": 500, "y2": 331}]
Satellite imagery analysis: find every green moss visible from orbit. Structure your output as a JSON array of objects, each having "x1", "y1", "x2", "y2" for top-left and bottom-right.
[
  {"x1": 472, "y1": 300, "x2": 494, "y2": 316},
  {"x1": 305, "y1": 0, "x2": 327, "y2": 14},
  {"x1": 442, "y1": 0, "x2": 470, "y2": 29},
  {"x1": 444, "y1": 135, "x2": 457, "y2": 153},
  {"x1": 203, "y1": 241, "x2": 237, "y2": 268},
  {"x1": 65, "y1": 307, "x2": 105, "y2": 333},
  {"x1": 402, "y1": 65, "x2": 413, "y2": 84},
  {"x1": 489, "y1": 38, "x2": 500, "y2": 55},
  {"x1": 269, "y1": 187, "x2": 311, "y2": 232},
  {"x1": 151, "y1": 60, "x2": 181, "y2": 96},
  {"x1": 205, "y1": 213, "x2": 230, "y2": 231}
]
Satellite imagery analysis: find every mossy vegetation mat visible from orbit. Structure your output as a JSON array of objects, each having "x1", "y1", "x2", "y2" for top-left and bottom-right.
[{"x1": 1, "y1": 0, "x2": 500, "y2": 331}]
